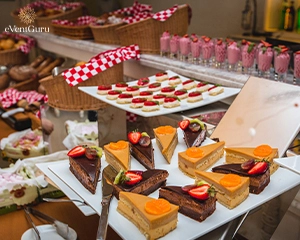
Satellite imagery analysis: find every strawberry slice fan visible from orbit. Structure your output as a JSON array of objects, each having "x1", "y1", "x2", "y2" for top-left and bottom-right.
[{"x1": 62, "y1": 44, "x2": 141, "y2": 123}]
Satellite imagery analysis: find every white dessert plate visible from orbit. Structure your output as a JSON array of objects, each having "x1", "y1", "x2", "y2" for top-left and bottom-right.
[
  {"x1": 78, "y1": 70, "x2": 240, "y2": 118},
  {"x1": 36, "y1": 161, "x2": 96, "y2": 216},
  {"x1": 274, "y1": 155, "x2": 300, "y2": 175},
  {"x1": 46, "y1": 129, "x2": 300, "y2": 240},
  {"x1": 21, "y1": 224, "x2": 77, "y2": 240}
]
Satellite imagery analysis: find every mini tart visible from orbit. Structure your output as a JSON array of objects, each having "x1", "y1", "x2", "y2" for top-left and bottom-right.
[
  {"x1": 224, "y1": 145, "x2": 279, "y2": 174},
  {"x1": 163, "y1": 97, "x2": 180, "y2": 108},
  {"x1": 142, "y1": 100, "x2": 160, "y2": 112},
  {"x1": 168, "y1": 76, "x2": 182, "y2": 86},
  {"x1": 125, "y1": 86, "x2": 140, "y2": 96},
  {"x1": 187, "y1": 91, "x2": 203, "y2": 103},
  {"x1": 208, "y1": 86, "x2": 224, "y2": 96},
  {"x1": 178, "y1": 141, "x2": 225, "y2": 178},
  {"x1": 97, "y1": 85, "x2": 112, "y2": 95},
  {"x1": 153, "y1": 94, "x2": 166, "y2": 105},
  {"x1": 139, "y1": 91, "x2": 153, "y2": 100},
  {"x1": 106, "y1": 90, "x2": 121, "y2": 100},
  {"x1": 161, "y1": 86, "x2": 176, "y2": 96},
  {"x1": 182, "y1": 79, "x2": 196, "y2": 90},
  {"x1": 194, "y1": 170, "x2": 250, "y2": 209},
  {"x1": 174, "y1": 89, "x2": 188, "y2": 100},
  {"x1": 130, "y1": 97, "x2": 147, "y2": 108},
  {"x1": 196, "y1": 82, "x2": 210, "y2": 93},
  {"x1": 137, "y1": 77, "x2": 150, "y2": 87},
  {"x1": 117, "y1": 93, "x2": 133, "y2": 104},
  {"x1": 148, "y1": 82, "x2": 161, "y2": 92},
  {"x1": 115, "y1": 82, "x2": 128, "y2": 91},
  {"x1": 153, "y1": 126, "x2": 178, "y2": 163},
  {"x1": 104, "y1": 140, "x2": 130, "y2": 172},
  {"x1": 155, "y1": 72, "x2": 169, "y2": 82},
  {"x1": 117, "y1": 192, "x2": 179, "y2": 240}
]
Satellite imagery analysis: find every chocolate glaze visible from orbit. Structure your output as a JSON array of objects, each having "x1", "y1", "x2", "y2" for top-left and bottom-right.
[
  {"x1": 183, "y1": 127, "x2": 207, "y2": 148},
  {"x1": 113, "y1": 169, "x2": 168, "y2": 199},
  {"x1": 159, "y1": 186, "x2": 216, "y2": 222},
  {"x1": 130, "y1": 142, "x2": 154, "y2": 169},
  {"x1": 212, "y1": 163, "x2": 265, "y2": 176}
]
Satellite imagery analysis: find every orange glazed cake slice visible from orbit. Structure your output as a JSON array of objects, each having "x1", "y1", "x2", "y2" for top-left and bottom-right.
[
  {"x1": 153, "y1": 125, "x2": 178, "y2": 163},
  {"x1": 104, "y1": 140, "x2": 130, "y2": 172},
  {"x1": 178, "y1": 141, "x2": 225, "y2": 178},
  {"x1": 225, "y1": 144, "x2": 279, "y2": 174},
  {"x1": 117, "y1": 192, "x2": 179, "y2": 240},
  {"x1": 194, "y1": 171, "x2": 250, "y2": 209}
]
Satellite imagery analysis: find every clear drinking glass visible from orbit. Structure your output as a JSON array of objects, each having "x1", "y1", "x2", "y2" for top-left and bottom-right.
[
  {"x1": 201, "y1": 37, "x2": 213, "y2": 66},
  {"x1": 241, "y1": 43, "x2": 256, "y2": 75},
  {"x1": 160, "y1": 31, "x2": 170, "y2": 57},
  {"x1": 227, "y1": 41, "x2": 241, "y2": 72},
  {"x1": 214, "y1": 39, "x2": 227, "y2": 69},
  {"x1": 190, "y1": 37, "x2": 201, "y2": 64},
  {"x1": 169, "y1": 34, "x2": 180, "y2": 59},
  {"x1": 257, "y1": 47, "x2": 273, "y2": 78},
  {"x1": 273, "y1": 47, "x2": 290, "y2": 82},
  {"x1": 179, "y1": 34, "x2": 191, "y2": 62}
]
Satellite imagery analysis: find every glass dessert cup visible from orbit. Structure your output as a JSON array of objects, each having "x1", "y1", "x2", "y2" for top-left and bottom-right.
[
  {"x1": 201, "y1": 43, "x2": 213, "y2": 66},
  {"x1": 160, "y1": 31, "x2": 170, "y2": 57},
  {"x1": 190, "y1": 38, "x2": 201, "y2": 64},
  {"x1": 169, "y1": 34, "x2": 180, "y2": 59},
  {"x1": 214, "y1": 40, "x2": 227, "y2": 69},
  {"x1": 257, "y1": 48, "x2": 273, "y2": 78},
  {"x1": 227, "y1": 42, "x2": 241, "y2": 72},
  {"x1": 179, "y1": 34, "x2": 191, "y2": 62},
  {"x1": 294, "y1": 52, "x2": 300, "y2": 85},
  {"x1": 274, "y1": 52, "x2": 290, "y2": 82}
]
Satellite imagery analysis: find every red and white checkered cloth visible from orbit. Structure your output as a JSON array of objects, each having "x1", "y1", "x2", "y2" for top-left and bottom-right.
[
  {"x1": 62, "y1": 44, "x2": 140, "y2": 87},
  {"x1": 28, "y1": 0, "x2": 58, "y2": 9},
  {"x1": 0, "y1": 88, "x2": 46, "y2": 108},
  {"x1": 123, "y1": 5, "x2": 178, "y2": 24},
  {"x1": 52, "y1": 16, "x2": 97, "y2": 26},
  {"x1": 126, "y1": 111, "x2": 138, "y2": 122},
  {"x1": 0, "y1": 32, "x2": 35, "y2": 54},
  {"x1": 54, "y1": 2, "x2": 84, "y2": 11},
  {"x1": 112, "y1": 1, "x2": 152, "y2": 16}
]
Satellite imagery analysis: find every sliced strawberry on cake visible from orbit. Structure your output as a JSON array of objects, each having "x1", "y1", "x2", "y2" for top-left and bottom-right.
[
  {"x1": 163, "y1": 96, "x2": 180, "y2": 108},
  {"x1": 137, "y1": 77, "x2": 150, "y2": 87},
  {"x1": 97, "y1": 84, "x2": 112, "y2": 95},
  {"x1": 187, "y1": 91, "x2": 203, "y2": 102},
  {"x1": 142, "y1": 100, "x2": 160, "y2": 112}
]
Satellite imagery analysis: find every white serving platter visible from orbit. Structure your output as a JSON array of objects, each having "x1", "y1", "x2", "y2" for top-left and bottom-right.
[
  {"x1": 78, "y1": 70, "x2": 240, "y2": 118},
  {"x1": 45, "y1": 129, "x2": 300, "y2": 240},
  {"x1": 274, "y1": 155, "x2": 300, "y2": 175}
]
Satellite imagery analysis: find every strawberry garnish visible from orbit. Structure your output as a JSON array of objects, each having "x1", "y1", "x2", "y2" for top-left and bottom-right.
[
  {"x1": 247, "y1": 161, "x2": 269, "y2": 175},
  {"x1": 217, "y1": 39, "x2": 223, "y2": 45},
  {"x1": 164, "y1": 97, "x2": 178, "y2": 102},
  {"x1": 188, "y1": 184, "x2": 214, "y2": 201},
  {"x1": 296, "y1": 51, "x2": 300, "y2": 55},
  {"x1": 175, "y1": 89, "x2": 187, "y2": 96},
  {"x1": 144, "y1": 100, "x2": 159, "y2": 106},
  {"x1": 188, "y1": 91, "x2": 201, "y2": 97},
  {"x1": 97, "y1": 85, "x2": 112, "y2": 90},
  {"x1": 178, "y1": 119, "x2": 190, "y2": 130},
  {"x1": 197, "y1": 82, "x2": 207, "y2": 87},
  {"x1": 241, "y1": 39, "x2": 247, "y2": 45},
  {"x1": 192, "y1": 38, "x2": 198, "y2": 43},
  {"x1": 132, "y1": 97, "x2": 147, "y2": 103},
  {"x1": 169, "y1": 76, "x2": 180, "y2": 80},
  {"x1": 148, "y1": 82, "x2": 161, "y2": 88},
  {"x1": 67, "y1": 145, "x2": 86, "y2": 157},
  {"x1": 118, "y1": 93, "x2": 133, "y2": 98},
  {"x1": 108, "y1": 90, "x2": 121, "y2": 95},
  {"x1": 140, "y1": 91, "x2": 152, "y2": 96},
  {"x1": 156, "y1": 72, "x2": 167, "y2": 77},
  {"x1": 161, "y1": 86, "x2": 175, "y2": 93},
  {"x1": 204, "y1": 37, "x2": 211, "y2": 43},
  {"x1": 114, "y1": 170, "x2": 143, "y2": 185},
  {"x1": 153, "y1": 94, "x2": 166, "y2": 99},
  {"x1": 128, "y1": 130, "x2": 141, "y2": 144},
  {"x1": 126, "y1": 86, "x2": 139, "y2": 91},
  {"x1": 137, "y1": 77, "x2": 149, "y2": 86},
  {"x1": 183, "y1": 79, "x2": 194, "y2": 85},
  {"x1": 115, "y1": 82, "x2": 128, "y2": 87}
]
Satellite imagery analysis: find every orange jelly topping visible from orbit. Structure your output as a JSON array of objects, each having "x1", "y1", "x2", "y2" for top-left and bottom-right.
[
  {"x1": 156, "y1": 126, "x2": 175, "y2": 134},
  {"x1": 253, "y1": 144, "x2": 272, "y2": 157},
  {"x1": 109, "y1": 140, "x2": 127, "y2": 150},
  {"x1": 219, "y1": 174, "x2": 241, "y2": 187},
  {"x1": 145, "y1": 199, "x2": 171, "y2": 215},
  {"x1": 186, "y1": 147, "x2": 204, "y2": 158}
]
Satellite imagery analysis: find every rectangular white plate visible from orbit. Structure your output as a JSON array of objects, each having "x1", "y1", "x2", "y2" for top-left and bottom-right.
[
  {"x1": 46, "y1": 129, "x2": 300, "y2": 240},
  {"x1": 78, "y1": 70, "x2": 240, "y2": 118},
  {"x1": 274, "y1": 155, "x2": 300, "y2": 175},
  {"x1": 36, "y1": 161, "x2": 96, "y2": 216}
]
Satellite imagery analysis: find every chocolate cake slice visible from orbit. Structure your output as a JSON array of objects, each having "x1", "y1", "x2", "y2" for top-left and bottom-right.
[
  {"x1": 212, "y1": 163, "x2": 270, "y2": 194},
  {"x1": 179, "y1": 119, "x2": 207, "y2": 148},
  {"x1": 159, "y1": 186, "x2": 216, "y2": 222},
  {"x1": 130, "y1": 141, "x2": 154, "y2": 169},
  {"x1": 113, "y1": 169, "x2": 169, "y2": 199},
  {"x1": 69, "y1": 154, "x2": 101, "y2": 194}
]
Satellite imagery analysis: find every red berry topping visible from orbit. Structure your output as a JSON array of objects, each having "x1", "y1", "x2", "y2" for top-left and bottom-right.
[
  {"x1": 115, "y1": 82, "x2": 128, "y2": 87},
  {"x1": 153, "y1": 94, "x2": 166, "y2": 99},
  {"x1": 127, "y1": 130, "x2": 141, "y2": 144},
  {"x1": 174, "y1": 89, "x2": 187, "y2": 96},
  {"x1": 137, "y1": 77, "x2": 150, "y2": 86},
  {"x1": 126, "y1": 86, "x2": 139, "y2": 91},
  {"x1": 148, "y1": 82, "x2": 161, "y2": 88},
  {"x1": 188, "y1": 185, "x2": 210, "y2": 200},
  {"x1": 204, "y1": 37, "x2": 211, "y2": 43},
  {"x1": 197, "y1": 82, "x2": 207, "y2": 87},
  {"x1": 183, "y1": 79, "x2": 194, "y2": 85},
  {"x1": 192, "y1": 38, "x2": 198, "y2": 43},
  {"x1": 108, "y1": 90, "x2": 121, "y2": 95},
  {"x1": 247, "y1": 161, "x2": 268, "y2": 175},
  {"x1": 179, "y1": 119, "x2": 190, "y2": 130},
  {"x1": 188, "y1": 91, "x2": 201, "y2": 97},
  {"x1": 67, "y1": 146, "x2": 86, "y2": 158},
  {"x1": 169, "y1": 76, "x2": 180, "y2": 80},
  {"x1": 118, "y1": 93, "x2": 133, "y2": 98},
  {"x1": 124, "y1": 171, "x2": 143, "y2": 185},
  {"x1": 132, "y1": 97, "x2": 147, "y2": 103},
  {"x1": 164, "y1": 97, "x2": 177, "y2": 102},
  {"x1": 144, "y1": 101, "x2": 158, "y2": 106},
  {"x1": 161, "y1": 86, "x2": 175, "y2": 93},
  {"x1": 156, "y1": 72, "x2": 167, "y2": 77},
  {"x1": 140, "y1": 91, "x2": 153, "y2": 96},
  {"x1": 208, "y1": 85, "x2": 217, "y2": 91},
  {"x1": 97, "y1": 85, "x2": 112, "y2": 90},
  {"x1": 217, "y1": 39, "x2": 223, "y2": 45}
]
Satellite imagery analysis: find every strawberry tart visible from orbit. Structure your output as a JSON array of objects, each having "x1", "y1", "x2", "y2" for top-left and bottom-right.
[
  {"x1": 148, "y1": 82, "x2": 161, "y2": 92},
  {"x1": 155, "y1": 72, "x2": 168, "y2": 82},
  {"x1": 161, "y1": 86, "x2": 175, "y2": 96},
  {"x1": 168, "y1": 76, "x2": 182, "y2": 86},
  {"x1": 106, "y1": 90, "x2": 121, "y2": 100},
  {"x1": 163, "y1": 97, "x2": 180, "y2": 108},
  {"x1": 137, "y1": 77, "x2": 150, "y2": 87},
  {"x1": 130, "y1": 97, "x2": 147, "y2": 108},
  {"x1": 117, "y1": 93, "x2": 133, "y2": 104},
  {"x1": 97, "y1": 85, "x2": 112, "y2": 95},
  {"x1": 115, "y1": 82, "x2": 128, "y2": 91},
  {"x1": 139, "y1": 91, "x2": 153, "y2": 100},
  {"x1": 125, "y1": 86, "x2": 140, "y2": 96},
  {"x1": 142, "y1": 100, "x2": 160, "y2": 112},
  {"x1": 208, "y1": 86, "x2": 224, "y2": 96},
  {"x1": 187, "y1": 91, "x2": 203, "y2": 103},
  {"x1": 182, "y1": 79, "x2": 196, "y2": 90},
  {"x1": 196, "y1": 82, "x2": 210, "y2": 93},
  {"x1": 174, "y1": 89, "x2": 188, "y2": 100}
]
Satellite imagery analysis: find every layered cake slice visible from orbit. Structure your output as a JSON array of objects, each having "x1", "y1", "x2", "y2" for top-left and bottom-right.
[
  {"x1": 194, "y1": 170, "x2": 250, "y2": 209},
  {"x1": 104, "y1": 140, "x2": 130, "y2": 172},
  {"x1": 153, "y1": 125, "x2": 178, "y2": 163},
  {"x1": 225, "y1": 144, "x2": 279, "y2": 174},
  {"x1": 178, "y1": 141, "x2": 225, "y2": 178},
  {"x1": 128, "y1": 131, "x2": 154, "y2": 169},
  {"x1": 117, "y1": 192, "x2": 179, "y2": 240},
  {"x1": 178, "y1": 118, "x2": 207, "y2": 148},
  {"x1": 112, "y1": 169, "x2": 169, "y2": 199},
  {"x1": 159, "y1": 181, "x2": 217, "y2": 222},
  {"x1": 68, "y1": 145, "x2": 102, "y2": 194},
  {"x1": 212, "y1": 160, "x2": 270, "y2": 194}
]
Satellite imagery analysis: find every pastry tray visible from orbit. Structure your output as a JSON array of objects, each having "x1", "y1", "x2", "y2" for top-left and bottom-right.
[
  {"x1": 78, "y1": 70, "x2": 240, "y2": 117},
  {"x1": 41, "y1": 129, "x2": 300, "y2": 240}
]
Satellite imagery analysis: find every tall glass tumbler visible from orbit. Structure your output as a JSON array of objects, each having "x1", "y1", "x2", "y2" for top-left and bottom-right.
[
  {"x1": 227, "y1": 41, "x2": 241, "y2": 71},
  {"x1": 273, "y1": 46, "x2": 290, "y2": 82},
  {"x1": 258, "y1": 46, "x2": 273, "y2": 78},
  {"x1": 294, "y1": 51, "x2": 300, "y2": 85},
  {"x1": 160, "y1": 31, "x2": 170, "y2": 57},
  {"x1": 241, "y1": 42, "x2": 256, "y2": 75}
]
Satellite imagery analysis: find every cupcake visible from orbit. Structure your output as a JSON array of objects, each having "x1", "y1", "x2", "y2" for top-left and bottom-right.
[
  {"x1": 116, "y1": 93, "x2": 133, "y2": 104},
  {"x1": 142, "y1": 100, "x2": 160, "y2": 112},
  {"x1": 187, "y1": 91, "x2": 203, "y2": 103},
  {"x1": 106, "y1": 90, "x2": 121, "y2": 100},
  {"x1": 182, "y1": 79, "x2": 196, "y2": 90},
  {"x1": 163, "y1": 96, "x2": 180, "y2": 108},
  {"x1": 148, "y1": 82, "x2": 161, "y2": 92},
  {"x1": 115, "y1": 82, "x2": 128, "y2": 91},
  {"x1": 130, "y1": 97, "x2": 147, "y2": 108},
  {"x1": 174, "y1": 89, "x2": 188, "y2": 100},
  {"x1": 161, "y1": 86, "x2": 175, "y2": 96},
  {"x1": 97, "y1": 85, "x2": 112, "y2": 95}
]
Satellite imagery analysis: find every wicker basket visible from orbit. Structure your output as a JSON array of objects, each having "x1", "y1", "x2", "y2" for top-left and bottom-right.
[
  {"x1": 52, "y1": 22, "x2": 93, "y2": 40},
  {"x1": 90, "y1": 22, "x2": 125, "y2": 45},
  {"x1": 36, "y1": 6, "x2": 83, "y2": 33},
  {"x1": 39, "y1": 62, "x2": 123, "y2": 111},
  {"x1": 116, "y1": 4, "x2": 189, "y2": 54},
  {"x1": 0, "y1": 48, "x2": 28, "y2": 66}
]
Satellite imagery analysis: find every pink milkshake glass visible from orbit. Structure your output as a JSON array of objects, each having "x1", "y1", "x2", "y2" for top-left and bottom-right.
[
  {"x1": 191, "y1": 37, "x2": 201, "y2": 64},
  {"x1": 214, "y1": 39, "x2": 227, "y2": 69},
  {"x1": 160, "y1": 31, "x2": 170, "y2": 57},
  {"x1": 169, "y1": 34, "x2": 180, "y2": 59},
  {"x1": 294, "y1": 51, "x2": 300, "y2": 85},
  {"x1": 227, "y1": 41, "x2": 241, "y2": 71},
  {"x1": 201, "y1": 37, "x2": 213, "y2": 66},
  {"x1": 241, "y1": 42, "x2": 256, "y2": 75},
  {"x1": 273, "y1": 46, "x2": 290, "y2": 82},
  {"x1": 179, "y1": 34, "x2": 191, "y2": 61},
  {"x1": 258, "y1": 46, "x2": 273, "y2": 78}
]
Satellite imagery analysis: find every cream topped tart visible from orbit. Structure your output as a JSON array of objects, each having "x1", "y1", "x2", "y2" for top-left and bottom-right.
[
  {"x1": 174, "y1": 89, "x2": 188, "y2": 100},
  {"x1": 106, "y1": 90, "x2": 121, "y2": 100},
  {"x1": 168, "y1": 75, "x2": 182, "y2": 86},
  {"x1": 115, "y1": 82, "x2": 128, "y2": 91},
  {"x1": 163, "y1": 96, "x2": 180, "y2": 108},
  {"x1": 125, "y1": 86, "x2": 140, "y2": 96},
  {"x1": 139, "y1": 91, "x2": 153, "y2": 100},
  {"x1": 137, "y1": 77, "x2": 150, "y2": 87},
  {"x1": 153, "y1": 94, "x2": 166, "y2": 105},
  {"x1": 196, "y1": 82, "x2": 210, "y2": 93},
  {"x1": 142, "y1": 100, "x2": 160, "y2": 112},
  {"x1": 161, "y1": 86, "x2": 176, "y2": 96},
  {"x1": 155, "y1": 72, "x2": 169, "y2": 82},
  {"x1": 97, "y1": 84, "x2": 112, "y2": 95},
  {"x1": 148, "y1": 82, "x2": 161, "y2": 92},
  {"x1": 130, "y1": 97, "x2": 147, "y2": 108},
  {"x1": 117, "y1": 93, "x2": 133, "y2": 104},
  {"x1": 208, "y1": 85, "x2": 224, "y2": 96},
  {"x1": 182, "y1": 79, "x2": 197, "y2": 90},
  {"x1": 187, "y1": 91, "x2": 203, "y2": 102}
]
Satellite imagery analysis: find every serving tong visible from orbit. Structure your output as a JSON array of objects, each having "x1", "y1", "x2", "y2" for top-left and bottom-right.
[{"x1": 24, "y1": 207, "x2": 41, "y2": 240}]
